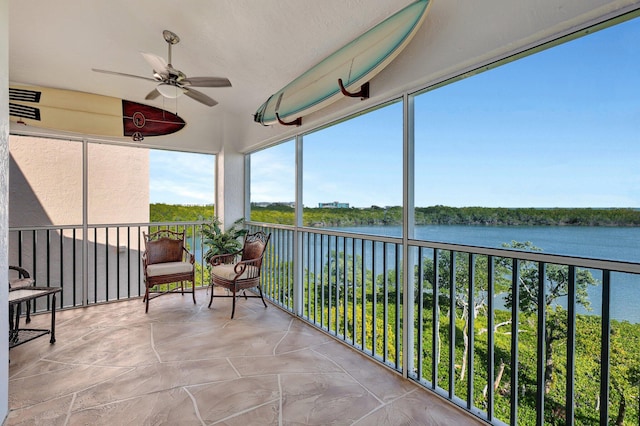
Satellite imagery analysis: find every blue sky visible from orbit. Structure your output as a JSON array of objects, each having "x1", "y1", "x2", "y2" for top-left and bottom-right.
[
  {"x1": 152, "y1": 16, "x2": 639, "y2": 208},
  {"x1": 149, "y1": 150, "x2": 215, "y2": 204}
]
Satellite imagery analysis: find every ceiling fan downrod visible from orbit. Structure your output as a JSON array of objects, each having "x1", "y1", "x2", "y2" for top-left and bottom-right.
[{"x1": 163, "y1": 30, "x2": 180, "y2": 66}]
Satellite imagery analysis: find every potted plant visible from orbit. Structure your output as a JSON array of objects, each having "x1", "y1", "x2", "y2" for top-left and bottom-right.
[{"x1": 201, "y1": 217, "x2": 248, "y2": 265}]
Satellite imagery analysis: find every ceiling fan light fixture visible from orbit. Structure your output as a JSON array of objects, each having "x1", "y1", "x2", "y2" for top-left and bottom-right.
[{"x1": 156, "y1": 83, "x2": 185, "y2": 98}]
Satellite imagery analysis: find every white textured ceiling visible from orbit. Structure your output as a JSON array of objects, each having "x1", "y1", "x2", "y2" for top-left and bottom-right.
[
  {"x1": 9, "y1": 0, "x2": 410, "y2": 152},
  {"x1": 10, "y1": 1, "x2": 640, "y2": 153}
]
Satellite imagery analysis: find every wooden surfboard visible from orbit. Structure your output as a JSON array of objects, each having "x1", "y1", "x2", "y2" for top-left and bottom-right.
[
  {"x1": 254, "y1": 0, "x2": 431, "y2": 126},
  {"x1": 9, "y1": 85, "x2": 186, "y2": 140}
]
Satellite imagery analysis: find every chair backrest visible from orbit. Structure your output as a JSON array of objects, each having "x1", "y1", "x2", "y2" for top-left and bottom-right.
[
  {"x1": 144, "y1": 230, "x2": 185, "y2": 264},
  {"x1": 241, "y1": 232, "x2": 271, "y2": 268}
]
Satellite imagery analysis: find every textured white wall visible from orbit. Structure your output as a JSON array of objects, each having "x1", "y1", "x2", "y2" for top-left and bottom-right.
[{"x1": 1, "y1": 0, "x2": 9, "y2": 420}]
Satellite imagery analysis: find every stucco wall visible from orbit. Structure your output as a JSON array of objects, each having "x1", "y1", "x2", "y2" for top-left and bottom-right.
[
  {"x1": 1, "y1": 0, "x2": 10, "y2": 420},
  {"x1": 9, "y1": 136, "x2": 149, "y2": 227}
]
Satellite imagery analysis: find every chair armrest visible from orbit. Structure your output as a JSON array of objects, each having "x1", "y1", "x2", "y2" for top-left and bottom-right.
[
  {"x1": 9, "y1": 265, "x2": 31, "y2": 278},
  {"x1": 9, "y1": 265, "x2": 35, "y2": 289},
  {"x1": 182, "y1": 246, "x2": 195, "y2": 264},
  {"x1": 209, "y1": 248, "x2": 242, "y2": 266},
  {"x1": 233, "y1": 255, "x2": 264, "y2": 278}
]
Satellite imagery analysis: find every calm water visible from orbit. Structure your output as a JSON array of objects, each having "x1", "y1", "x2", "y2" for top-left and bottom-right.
[{"x1": 336, "y1": 225, "x2": 640, "y2": 323}]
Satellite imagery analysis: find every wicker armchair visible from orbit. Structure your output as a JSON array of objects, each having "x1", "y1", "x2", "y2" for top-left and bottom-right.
[
  {"x1": 142, "y1": 229, "x2": 196, "y2": 313},
  {"x1": 208, "y1": 231, "x2": 270, "y2": 318}
]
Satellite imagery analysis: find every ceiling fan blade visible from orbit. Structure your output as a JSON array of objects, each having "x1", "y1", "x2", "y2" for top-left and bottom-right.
[
  {"x1": 183, "y1": 87, "x2": 218, "y2": 107},
  {"x1": 145, "y1": 88, "x2": 162, "y2": 100},
  {"x1": 140, "y1": 52, "x2": 169, "y2": 75},
  {"x1": 92, "y1": 68, "x2": 157, "y2": 82},
  {"x1": 182, "y1": 77, "x2": 232, "y2": 88}
]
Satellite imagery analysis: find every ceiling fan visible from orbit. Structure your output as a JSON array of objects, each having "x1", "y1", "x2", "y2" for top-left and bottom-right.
[{"x1": 92, "y1": 30, "x2": 231, "y2": 107}]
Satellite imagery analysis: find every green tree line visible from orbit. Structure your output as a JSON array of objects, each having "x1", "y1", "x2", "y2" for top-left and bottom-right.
[
  {"x1": 150, "y1": 203, "x2": 214, "y2": 222},
  {"x1": 151, "y1": 203, "x2": 640, "y2": 227},
  {"x1": 252, "y1": 204, "x2": 640, "y2": 227}
]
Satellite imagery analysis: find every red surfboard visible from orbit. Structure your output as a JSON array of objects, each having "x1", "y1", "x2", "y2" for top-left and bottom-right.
[{"x1": 10, "y1": 85, "x2": 186, "y2": 140}]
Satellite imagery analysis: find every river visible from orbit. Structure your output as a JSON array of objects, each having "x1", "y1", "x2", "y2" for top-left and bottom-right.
[{"x1": 335, "y1": 224, "x2": 640, "y2": 323}]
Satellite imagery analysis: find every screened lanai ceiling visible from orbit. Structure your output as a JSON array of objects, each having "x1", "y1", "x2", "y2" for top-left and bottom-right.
[
  {"x1": 8, "y1": 1, "x2": 640, "y2": 154},
  {"x1": 8, "y1": 0, "x2": 414, "y2": 152}
]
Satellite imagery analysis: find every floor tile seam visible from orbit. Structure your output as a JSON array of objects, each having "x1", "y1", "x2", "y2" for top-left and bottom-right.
[
  {"x1": 226, "y1": 349, "x2": 346, "y2": 375},
  {"x1": 271, "y1": 318, "x2": 295, "y2": 355},
  {"x1": 64, "y1": 388, "x2": 180, "y2": 416},
  {"x1": 278, "y1": 374, "x2": 283, "y2": 426},
  {"x1": 350, "y1": 389, "x2": 423, "y2": 425},
  {"x1": 63, "y1": 392, "x2": 77, "y2": 426},
  {"x1": 8, "y1": 367, "x2": 136, "y2": 412},
  {"x1": 8, "y1": 347, "x2": 116, "y2": 376},
  {"x1": 225, "y1": 357, "x2": 243, "y2": 378},
  {"x1": 207, "y1": 397, "x2": 281, "y2": 426},
  {"x1": 9, "y1": 359, "x2": 136, "y2": 381},
  {"x1": 239, "y1": 371, "x2": 349, "y2": 380},
  {"x1": 154, "y1": 356, "x2": 239, "y2": 364},
  {"x1": 150, "y1": 322, "x2": 163, "y2": 363},
  {"x1": 6, "y1": 391, "x2": 75, "y2": 421},
  {"x1": 224, "y1": 346, "x2": 310, "y2": 362},
  {"x1": 180, "y1": 371, "x2": 282, "y2": 423},
  {"x1": 309, "y1": 346, "x2": 385, "y2": 405},
  {"x1": 68, "y1": 381, "x2": 220, "y2": 416},
  {"x1": 9, "y1": 326, "x2": 110, "y2": 366},
  {"x1": 181, "y1": 386, "x2": 207, "y2": 426},
  {"x1": 183, "y1": 374, "x2": 278, "y2": 391}
]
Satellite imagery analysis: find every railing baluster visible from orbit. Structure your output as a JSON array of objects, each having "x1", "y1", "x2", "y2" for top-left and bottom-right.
[
  {"x1": 93, "y1": 227, "x2": 97, "y2": 304},
  {"x1": 105, "y1": 227, "x2": 109, "y2": 302},
  {"x1": 510, "y1": 259, "x2": 520, "y2": 426},
  {"x1": 351, "y1": 237, "x2": 357, "y2": 345},
  {"x1": 383, "y1": 242, "x2": 389, "y2": 363},
  {"x1": 395, "y1": 243, "x2": 401, "y2": 370},
  {"x1": 600, "y1": 270, "x2": 611, "y2": 426},
  {"x1": 536, "y1": 262, "x2": 546, "y2": 426},
  {"x1": 449, "y1": 250, "x2": 456, "y2": 399},
  {"x1": 73, "y1": 228, "x2": 77, "y2": 306},
  {"x1": 467, "y1": 253, "x2": 475, "y2": 410},
  {"x1": 432, "y1": 248, "x2": 439, "y2": 389},
  {"x1": 46, "y1": 230, "x2": 51, "y2": 311},
  {"x1": 371, "y1": 241, "x2": 377, "y2": 357},
  {"x1": 566, "y1": 265, "x2": 576, "y2": 426},
  {"x1": 116, "y1": 226, "x2": 120, "y2": 300},
  {"x1": 327, "y1": 236, "x2": 338, "y2": 334},
  {"x1": 361, "y1": 238, "x2": 366, "y2": 351},
  {"x1": 127, "y1": 227, "x2": 131, "y2": 298},
  {"x1": 417, "y1": 246, "x2": 424, "y2": 382},
  {"x1": 59, "y1": 228, "x2": 64, "y2": 309},
  {"x1": 487, "y1": 255, "x2": 495, "y2": 422}
]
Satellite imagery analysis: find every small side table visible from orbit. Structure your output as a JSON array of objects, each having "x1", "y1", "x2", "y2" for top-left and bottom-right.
[{"x1": 8, "y1": 286, "x2": 61, "y2": 349}]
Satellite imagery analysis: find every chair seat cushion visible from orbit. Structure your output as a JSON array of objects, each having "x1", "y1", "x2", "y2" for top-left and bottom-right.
[
  {"x1": 211, "y1": 264, "x2": 259, "y2": 281},
  {"x1": 9, "y1": 278, "x2": 35, "y2": 289},
  {"x1": 146, "y1": 261, "x2": 193, "y2": 277}
]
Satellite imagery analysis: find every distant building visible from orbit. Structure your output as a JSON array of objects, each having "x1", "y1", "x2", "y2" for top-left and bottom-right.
[
  {"x1": 318, "y1": 201, "x2": 349, "y2": 209},
  {"x1": 252, "y1": 201, "x2": 295, "y2": 208}
]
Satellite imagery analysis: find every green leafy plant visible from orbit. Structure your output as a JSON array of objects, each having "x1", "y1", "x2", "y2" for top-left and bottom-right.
[{"x1": 202, "y1": 217, "x2": 248, "y2": 264}]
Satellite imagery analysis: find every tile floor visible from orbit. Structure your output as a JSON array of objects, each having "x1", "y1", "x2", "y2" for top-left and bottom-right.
[{"x1": 6, "y1": 288, "x2": 486, "y2": 425}]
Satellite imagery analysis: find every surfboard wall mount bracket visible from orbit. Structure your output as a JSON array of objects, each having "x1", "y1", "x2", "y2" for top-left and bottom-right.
[
  {"x1": 338, "y1": 79, "x2": 370, "y2": 100},
  {"x1": 275, "y1": 112, "x2": 302, "y2": 127}
]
